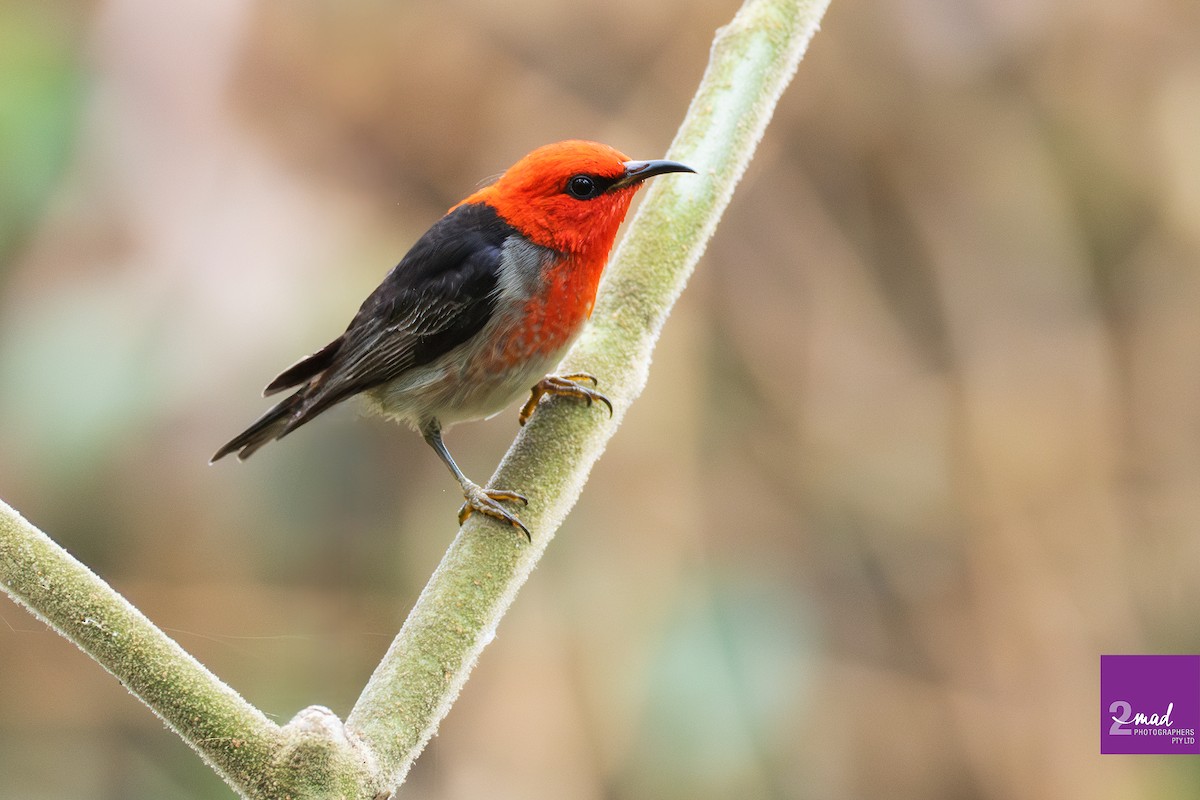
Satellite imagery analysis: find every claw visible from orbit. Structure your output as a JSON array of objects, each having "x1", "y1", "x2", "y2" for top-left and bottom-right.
[
  {"x1": 519, "y1": 373, "x2": 614, "y2": 426},
  {"x1": 458, "y1": 483, "x2": 531, "y2": 541}
]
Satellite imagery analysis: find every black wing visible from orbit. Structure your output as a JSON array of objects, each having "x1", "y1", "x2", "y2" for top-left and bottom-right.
[{"x1": 212, "y1": 202, "x2": 515, "y2": 461}]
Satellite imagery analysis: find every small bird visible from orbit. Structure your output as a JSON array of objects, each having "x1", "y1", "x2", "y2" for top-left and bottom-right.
[{"x1": 212, "y1": 140, "x2": 694, "y2": 538}]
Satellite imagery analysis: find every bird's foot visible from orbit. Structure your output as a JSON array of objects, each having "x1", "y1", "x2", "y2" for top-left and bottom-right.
[
  {"x1": 519, "y1": 372, "x2": 613, "y2": 426},
  {"x1": 458, "y1": 482, "x2": 530, "y2": 541}
]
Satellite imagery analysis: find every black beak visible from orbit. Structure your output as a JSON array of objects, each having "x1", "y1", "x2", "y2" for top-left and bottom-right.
[{"x1": 611, "y1": 159, "x2": 696, "y2": 190}]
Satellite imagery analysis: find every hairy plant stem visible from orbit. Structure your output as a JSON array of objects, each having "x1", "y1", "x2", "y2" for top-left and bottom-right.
[{"x1": 0, "y1": 500, "x2": 384, "y2": 798}]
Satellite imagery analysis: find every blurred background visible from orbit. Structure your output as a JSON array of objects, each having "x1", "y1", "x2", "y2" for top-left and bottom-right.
[{"x1": 2, "y1": 0, "x2": 1199, "y2": 797}]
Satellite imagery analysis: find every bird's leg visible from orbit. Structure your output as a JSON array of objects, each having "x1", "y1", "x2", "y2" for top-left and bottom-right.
[
  {"x1": 421, "y1": 420, "x2": 530, "y2": 540},
  {"x1": 518, "y1": 372, "x2": 614, "y2": 426}
]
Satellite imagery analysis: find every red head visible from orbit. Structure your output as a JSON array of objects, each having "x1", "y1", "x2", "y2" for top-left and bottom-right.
[{"x1": 458, "y1": 140, "x2": 694, "y2": 261}]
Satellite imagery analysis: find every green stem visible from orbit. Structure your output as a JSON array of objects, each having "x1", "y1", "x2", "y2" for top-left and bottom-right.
[
  {"x1": 345, "y1": 0, "x2": 831, "y2": 788},
  {"x1": 0, "y1": 500, "x2": 273, "y2": 793},
  {"x1": 0, "y1": 500, "x2": 386, "y2": 798}
]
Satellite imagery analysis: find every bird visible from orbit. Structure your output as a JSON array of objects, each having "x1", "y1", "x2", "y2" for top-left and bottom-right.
[{"x1": 211, "y1": 140, "x2": 695, "y2": 539}]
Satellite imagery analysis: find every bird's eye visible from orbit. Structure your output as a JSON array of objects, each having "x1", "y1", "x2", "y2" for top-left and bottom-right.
[{"x1": 566, "y1": 174, "x2": 599, "y2": 199}]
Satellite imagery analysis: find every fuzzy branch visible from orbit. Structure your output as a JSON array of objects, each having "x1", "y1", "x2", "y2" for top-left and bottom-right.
[
  {"x1": 345, "y1": 0, "x2": 831, "y2": 789},
  {"x1": 0, "y1": 499, "x2": 386, "y2": 798}
]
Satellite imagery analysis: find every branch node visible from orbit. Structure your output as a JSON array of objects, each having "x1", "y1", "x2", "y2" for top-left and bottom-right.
[{"x1": 267, "y1": 705, "x2": 386, "y2": 799}]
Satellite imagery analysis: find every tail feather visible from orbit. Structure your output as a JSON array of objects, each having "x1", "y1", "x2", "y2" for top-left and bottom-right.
[
  {"x1": 211, "y1": 391, "x2": 307, "y2": 462},
  {"x1": 213, "y1": 334, "x2": 351, "y2": 462},
  {"x1": 264, "y1": 338, "x2": 342, "y2": 396}
]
